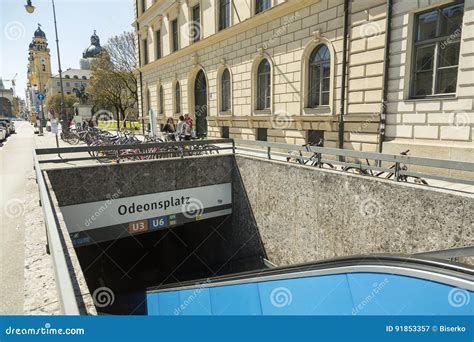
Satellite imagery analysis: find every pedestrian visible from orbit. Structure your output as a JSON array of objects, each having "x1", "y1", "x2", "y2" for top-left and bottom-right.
[
  {"x1": 176, "y1": 115, "x2": 186, "y2": 141},
  {"x1": 184, "y1": 114, "x2": 193, "y2": 140},
  {"x1": 162, "y1": 117, "x2": 176, "y2": 141},
  {"x1": 88, "y1": 119, "x2": 94, "y2": 128}
]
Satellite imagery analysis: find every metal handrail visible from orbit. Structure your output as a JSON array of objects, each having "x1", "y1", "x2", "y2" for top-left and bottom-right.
[
  {"x1": 415, "y1": 246, "x2": 474, "y2": 259},
  {"x1": 234, "y1": 139, "x2": 474, "y2": 186},
  {"x1": 33, "y1": 151, "x2": 80, "y2": 315},
  {"x1": 35, "y1": 138, "x2": 234, "y2": 155}
]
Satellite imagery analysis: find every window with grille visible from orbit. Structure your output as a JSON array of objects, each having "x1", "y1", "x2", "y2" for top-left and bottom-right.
[
  {"x1": 256, "y1": 59, "x2": 271, "y2": 110},
  {"x1": 219, "y1": 0, "x2": 230, "y2": 31},
  {"x1": 221, "y1": 68, "x2": 231, "y2": 112},
  {"x1": 171, "y1": 19, "x2": 179, "y2": 52},
  {"x1": 411, "y1": 2, "x2": 464, "y2": 97},
  {"x1": 256, "y1": 0, "x2": 271, "y2": 14},
  {"x1": 308, "y1": 45, "x2": 330, "y2": 107}
]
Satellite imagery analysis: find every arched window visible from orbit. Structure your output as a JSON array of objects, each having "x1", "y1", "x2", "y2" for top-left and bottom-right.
[
  {"x1": 175, "y1": 81, "x2": 181, "y2": 114},
  {"x1": 159, "y1": 85, "x2": 164, "y2": 115},
  {"x1": 308, "y1": 45, "x2": 330, "y2": 107},
  {"x1": 221, "y1": 68, "x2": 231, "y2": 112},
  {"x1": 256, "y1": 59, "x2": 271, "y2": 110}
]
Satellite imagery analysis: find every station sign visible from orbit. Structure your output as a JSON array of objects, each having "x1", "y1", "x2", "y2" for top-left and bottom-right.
[{"x1": 59, "y1": 183, "x2": 232, "y2": 247}]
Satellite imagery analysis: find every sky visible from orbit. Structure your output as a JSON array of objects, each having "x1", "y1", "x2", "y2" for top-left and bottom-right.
[{"x1": 0, "y1": 0, "x2": 134, "y2": 99}]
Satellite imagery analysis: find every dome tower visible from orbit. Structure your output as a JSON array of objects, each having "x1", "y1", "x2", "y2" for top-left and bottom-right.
[{"x1": 80, "y1": 30, "x2": 103, "y2": 70}]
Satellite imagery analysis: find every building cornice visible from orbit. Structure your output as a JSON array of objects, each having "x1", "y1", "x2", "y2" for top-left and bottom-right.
[
  {"x1": 138, "y1": 0, "x2": 315, "y2": 73},
  {"x1": 137, "y1": 0, "x2": 176, "y2": 25}
]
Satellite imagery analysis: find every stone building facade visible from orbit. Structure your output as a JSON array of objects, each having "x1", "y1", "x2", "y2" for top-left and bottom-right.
[
  {"x1": 383, "y1": 0, "x2": 473, "y2": 161},
  {"x1": 133, "y1": 0, "x2": 473, "y2": 160}
]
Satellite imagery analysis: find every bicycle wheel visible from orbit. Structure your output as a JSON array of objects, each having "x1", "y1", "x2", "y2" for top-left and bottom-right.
[
  {"x1": 403, "y1": 176, "x2": 428, "y2": 185},
  {"x1": 343, "y1": 166, "x2": 368, "y2": 175}
]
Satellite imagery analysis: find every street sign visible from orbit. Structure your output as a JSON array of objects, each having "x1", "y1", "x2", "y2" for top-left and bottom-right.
[
  {"x1": 37, "y1": 93, "x2": 45, "y2": 101},
  {"x1": 59, "y1": 183, "x2": 233, "y2": 246}
]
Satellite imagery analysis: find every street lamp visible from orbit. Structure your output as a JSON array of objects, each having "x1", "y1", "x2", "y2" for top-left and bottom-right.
[
  {"x1": 24, "y1": 0, "x2": 35, "y2": 13},
  {"x1": 25, "y1": 0, "x2": 67, "y2": 133}
]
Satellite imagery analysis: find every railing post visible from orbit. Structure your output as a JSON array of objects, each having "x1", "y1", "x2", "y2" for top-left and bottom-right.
[
  {"x1": 394, "y1": 162, "x2": 401, "y2": 182},
  {"x1": 267, "y1": 146, "x2": 271, "y2": 160},
  {"x1": 232, "y1": 140, "x2": 235, "y2": 154},
  {"x1": 317, "y1": 152, "x2": 322, "y2": 168}
]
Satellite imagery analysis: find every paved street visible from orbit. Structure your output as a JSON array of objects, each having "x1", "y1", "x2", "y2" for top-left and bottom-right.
[
  {"x1": 0, "y1": 121, "x2": 34, "y2": 314},
  {"x1": 0, "y1": 121, "x2": 68, "y2": 314}
]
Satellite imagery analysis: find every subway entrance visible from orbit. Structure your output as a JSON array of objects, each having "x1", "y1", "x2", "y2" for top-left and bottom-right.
[{"x1": 45, "y1": 154, "x2": 267, "y2": 315}]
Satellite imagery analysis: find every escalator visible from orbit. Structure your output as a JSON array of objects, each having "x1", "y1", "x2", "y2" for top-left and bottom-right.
[{"x1": 146, "y1": 255, "x2": 473, "y2": 316}]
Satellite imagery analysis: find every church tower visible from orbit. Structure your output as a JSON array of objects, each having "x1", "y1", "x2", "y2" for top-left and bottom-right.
[
  {"x1": 80, "y1": 30, "x2": 103, "y2": 70},
  {"x1": 27, "y1": 24, "x2": 52, "y2": 94}
]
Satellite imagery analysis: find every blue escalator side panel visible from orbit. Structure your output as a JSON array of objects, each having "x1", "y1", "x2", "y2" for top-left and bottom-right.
[
  {"x1": 147, "y1": 272, "x2": 473, "y2": 316},
  {"x1": 152, "y1": 291, "x2": 181, "y2": 316},
  {"x1": 348, "y1": 273, "x2": 473, "y2": 316},
  {"x1": 210, "y1": 283, "x2": 262, "y2": 315},
  {"x1": 178, "y1": 288, "x2": 212, "y2": 315},
  {"x1": 257, "y1": 274, "x2": 353, "y2": 315},
  {"x1": 146, "y1": 293, "x2": 160, "y2": 316}
]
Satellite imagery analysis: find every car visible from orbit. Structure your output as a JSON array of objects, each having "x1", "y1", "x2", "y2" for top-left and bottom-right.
[
  {"x1": 0, "y1": 120, "x2": 12, "y2": 136},
  {"x1": 0, "y1": 123, "x2": 8, "y2": 141},
  {"x1": 0, "y1": 117, "x2": 15, "y2": 134}
]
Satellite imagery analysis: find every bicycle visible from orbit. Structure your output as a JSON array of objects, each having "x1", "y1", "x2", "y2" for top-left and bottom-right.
[
  {"x1": 341, "y1": 150, "x2": 428, "y2": 185},
  {"x1": 287, "y1": 143, "x2": 335, "y2": 169}
]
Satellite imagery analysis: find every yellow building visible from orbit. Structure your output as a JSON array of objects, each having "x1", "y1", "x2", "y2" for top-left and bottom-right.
[{"x1": 26, "y1": 24, "x2": 52, "y2": 112}]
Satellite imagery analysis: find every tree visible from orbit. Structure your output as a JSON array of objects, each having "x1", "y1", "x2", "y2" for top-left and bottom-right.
[
  {"x1": 43, "y1": 93, "x2": 76, "y2": 119},
  {"x1": 86, "y1": 31, "x2": 138, "y2": 129}
]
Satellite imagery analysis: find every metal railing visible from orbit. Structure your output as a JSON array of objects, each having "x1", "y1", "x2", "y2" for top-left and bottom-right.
[
  {"x1": 415, "y1": 246, "x2": 474, "y2": 260},
  {"x1": 36, "y1": 138, "x2": 235, "y2": 164},
  {"x1": 33, "y1": 151, "x2": 80, "y2": 315},
  {"x1": 233, "y1": 139, "x2": 474, "y2": 187}
]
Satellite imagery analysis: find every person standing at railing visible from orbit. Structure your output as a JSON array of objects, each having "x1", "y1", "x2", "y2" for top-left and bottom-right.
[
  {"x1": 176, "y1": 115, "x2": 186, "y2": 141},
  {"x1": 184, "y1": 114, "x2": 193, "y2": 141},
  {"x1": 162, "y1": 117, "x2": 176, "y2": 141}
]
